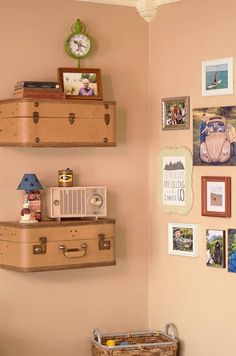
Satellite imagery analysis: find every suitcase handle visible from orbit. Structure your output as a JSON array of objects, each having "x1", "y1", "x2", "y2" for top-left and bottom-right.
[
  {"x1": 58, "y1": 243, "x2": 87, "y2": 258},
  {"x1": 164, "y1": 323, "x2": 178, "y2": 339}
]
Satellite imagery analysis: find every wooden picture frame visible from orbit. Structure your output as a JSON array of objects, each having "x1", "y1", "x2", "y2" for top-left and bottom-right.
[
  {"x1": 168, "y1": 223, "x2": 198, "y2": 257},
  {"x1": 201, "y1": 176, "x2": 231, "y2": 217},
  {"x1": 57, "y1": 67, "x2": 103, "y2": 100},
  {"x1": 162, "y1": 96, "x2": 190, "y2": 130},
  {"x1": 202, "y1": 57, "x2": 233, "y2": 96}
]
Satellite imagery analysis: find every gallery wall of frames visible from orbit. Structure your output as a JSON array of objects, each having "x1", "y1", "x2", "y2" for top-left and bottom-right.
[{"x1": 159, "y1": 56, "x2": 236, "y2": 272}]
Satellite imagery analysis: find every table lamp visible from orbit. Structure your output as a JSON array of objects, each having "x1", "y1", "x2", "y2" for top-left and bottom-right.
[{"x1": 17, "y1": 173, "x2": 43, "y2": 223}]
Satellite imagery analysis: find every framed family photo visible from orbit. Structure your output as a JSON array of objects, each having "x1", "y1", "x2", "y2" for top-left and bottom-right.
[
  {"x1": 57, "y1": 67, "x2": 103, "y2": 100},
  {"x1": 168, "y1": 223, "x2": 198, "y2": 257},
  {"x1": 202, "y1": 57, "x2": 233, "y2": 96},
  {"x1": 206, "y1": 229, "x2": 225, "y2": 268},
  {"x1": 162, "y1": 96, "x2": 190, "y2": 130},
  {"x1": 201, "y1": 176, "x2": 231, "y2": 217},
  {"x1": 192, "y1": 106, "x2": 236, "y2": 166}
]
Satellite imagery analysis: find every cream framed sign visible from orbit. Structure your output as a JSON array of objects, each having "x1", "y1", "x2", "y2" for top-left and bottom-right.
[{"x1": 158, "y1": 147, "x2": 193, "y2": 215}]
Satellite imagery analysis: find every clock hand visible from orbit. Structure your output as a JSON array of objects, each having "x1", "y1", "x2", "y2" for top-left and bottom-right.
[{"x1": 73, "y1": 40, "x2": 86, "y2": 51}]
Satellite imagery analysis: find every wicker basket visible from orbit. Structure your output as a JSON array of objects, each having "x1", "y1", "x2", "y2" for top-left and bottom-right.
[{"x1": 91, "y1": 323, "x2": 178, "y2": 356}]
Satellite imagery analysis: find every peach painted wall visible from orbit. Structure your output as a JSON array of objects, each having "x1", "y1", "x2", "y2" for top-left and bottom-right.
[
  {"x1": 149, "y1": 0, "x2": 236, "y2": 355},
  {"x1": 0, "y1": 1, "x2": 149, "y2": 355}
]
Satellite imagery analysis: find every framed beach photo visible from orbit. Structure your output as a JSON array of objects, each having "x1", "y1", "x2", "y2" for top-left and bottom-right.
[
  {"x1": 202, "y1": 57, "x2": 233, "y2": 96},
  {"x1": 162, "y1": 96, "x2": 190, "y2": 130},
  {"x1": 201, "y1": 176, "x2": 231, "y2": 217},
  {"x1": 206, "y1": 229, "x2": 225, "y2": 268},
  {"x1": 57, "y1": 67, "x2": 103, "y2": 100},
  {"x1": 168, "y1": 223, "x2": 198, "y2": 257}
]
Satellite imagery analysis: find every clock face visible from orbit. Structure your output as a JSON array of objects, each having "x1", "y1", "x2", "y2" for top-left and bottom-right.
[{"x1": 66, "y1": 33, "x2": 91, "y2": 59}]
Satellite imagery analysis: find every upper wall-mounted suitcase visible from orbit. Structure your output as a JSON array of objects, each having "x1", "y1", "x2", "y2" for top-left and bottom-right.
[
  {"x1": 0, "y1": 98, "x2": 116, "y2": 147},
  {"x1": 0, "y1": 219, "x2": 116, "y2": 272}
]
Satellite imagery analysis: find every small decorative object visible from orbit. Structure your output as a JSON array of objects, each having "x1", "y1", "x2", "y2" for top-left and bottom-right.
[
  {"x1": 168, "y1": 223, "x2": 198, "y2": 257},
  {"x1": 193, "y1": 106, "x2": 236, "y2": 166},
  {"x1": 162, "y1": 96, "x2": 190, "y2": 130},
  {"x1": 201, "y1": 176, "x2": 231, "y2": 218},
  {"x1": 206, "y1": 229, "x2": 225, "y2": 268},
  {"x1": 57, "y1": 67, "x2": 103, "y2": 100},
  {"x1": 106, "y1": 340, "x2": 115, "y2": 347},
  {"x1": 228, "y1": 229, "x2": 236, "y2": 272},
  {"x1": 157, "y1": 147, "x2": 193, "y2": 215},
  {"x1": 202, "y1": 57, "x2": 233, "y2": 96},
  {"x1": 58, "y1": 168, "x2": 73, "y2": 187},
  {"x1": 64, "y1": 19, "x2": 92, "y2": 68},
  {"x1": 19, "y1": 201, "x2": 38, "y2": 224},
  {"x1": 17, "y1": 173, "x2": 43, "y2": 221}
]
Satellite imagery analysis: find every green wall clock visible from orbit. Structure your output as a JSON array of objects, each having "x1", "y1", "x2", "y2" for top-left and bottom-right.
[{"x1": 65, "y1": 19, "x2": 92, "y2": 68}]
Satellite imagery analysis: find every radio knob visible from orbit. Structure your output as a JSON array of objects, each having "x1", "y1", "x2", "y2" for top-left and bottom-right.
[{"x1": 53, "y1": 200, "x2": 60, "y2": 205}]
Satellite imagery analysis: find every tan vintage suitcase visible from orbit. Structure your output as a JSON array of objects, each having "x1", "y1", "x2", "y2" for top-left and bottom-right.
[
  {"x1": 0, "y1": 98, "x2": 116, "y2": 147},
  {"x1": 0, "y1": 219, "x2": 116, "y2": 272}
]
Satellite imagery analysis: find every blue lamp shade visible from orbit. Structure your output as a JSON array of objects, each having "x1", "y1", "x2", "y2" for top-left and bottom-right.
[{"x1": 17, "y1": 174, "x2": 43, "y2": 192}]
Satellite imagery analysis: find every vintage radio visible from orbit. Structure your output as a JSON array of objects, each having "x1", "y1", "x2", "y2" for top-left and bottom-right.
[{"x1": 46, "y1": 186, "x2": 107, "y2": 220}]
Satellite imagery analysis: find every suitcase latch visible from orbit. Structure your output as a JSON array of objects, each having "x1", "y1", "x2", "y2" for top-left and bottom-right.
[
  {"x1": 33, "y1": 236, "x2": 47, "y2": 255},
  {"x1": 104, "y1": 114, "x2": 110, "y2": 126},
  {"x1": 33, "y1": 111, "x2": 39, "y2": 124},
  {"x1": 98, "y1": 233, "x2": 111, "y2": 250},
  {"x1": 68, "y1": 112, "x2": 75, "y2": 125}
]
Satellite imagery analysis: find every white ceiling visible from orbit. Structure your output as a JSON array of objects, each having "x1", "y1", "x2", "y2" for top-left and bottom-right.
[{"x1": 77, "y1": 0, "x2": 180, "y2": 22}]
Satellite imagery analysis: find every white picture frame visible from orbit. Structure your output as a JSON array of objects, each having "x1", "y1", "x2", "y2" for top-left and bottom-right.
[
  {"x1": 168, "y1": 223, "x2": 198, "y2": 257},
  {"x1": 202, "y1": 57, "x2": 233, "y2": 96},
  {"x1": 157, "y1": 147, "x2": 193, "y2": 215}
]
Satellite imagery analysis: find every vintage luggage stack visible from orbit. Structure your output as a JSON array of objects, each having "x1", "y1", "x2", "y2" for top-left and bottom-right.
[
  {"x1": 0, "y1": 98, "x2": 116, "y2": 147},
  {"x1": 0, "y1": 219, "x2": 116, "y2": 272}
]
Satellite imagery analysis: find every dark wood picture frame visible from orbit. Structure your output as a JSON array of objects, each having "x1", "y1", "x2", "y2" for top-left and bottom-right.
[
  {"x1": 201, "y1": 176, "x2": 231, "y2": 217},
  {"x1": 57, "y1": 67, "x2": 103, "y2": 100}
]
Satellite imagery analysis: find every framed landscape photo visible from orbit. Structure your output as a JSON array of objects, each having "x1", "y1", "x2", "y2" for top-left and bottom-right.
[
  {"x1": 206, "y1": 229, "x2": 225, "y2": 268},
  {"x1": 202, "y1": 57, "x2": 233, "y2": 96},
  {"x1": 162, "y1": 96, "x2": 190, "y2": 130},
  {"x1": 57, "y1": 67, "x2": 103, "y2": 100},
  {"x1": 201, "y1": 176, "x2": 231, "y2": 217},
  {"x1": 168, "y1": 223, "x2": 198, "y2": 257}
]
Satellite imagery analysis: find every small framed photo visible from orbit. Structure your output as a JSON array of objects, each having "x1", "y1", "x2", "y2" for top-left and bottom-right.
[
  {"x1": 168, "y1": 223, "x2": 198, "y2": 257},
  {"x1": 162, "y1": 96, "x2": 190, "y2": 130},
  {"x1": 228, "y1": 229, "x2": 236, "y2": 273},
  {"x1": 202, "y1": 57, "x2": 233, "y2": 96},
  {"x1": 57, "y1": 67, "x2": 103, "y2": 100},
  {"x1": 201, "y1": 176, "x2": 231, "y2": 217},
  {"x1": 206, "y1": 229, "x2": 225, "y2": 268}
]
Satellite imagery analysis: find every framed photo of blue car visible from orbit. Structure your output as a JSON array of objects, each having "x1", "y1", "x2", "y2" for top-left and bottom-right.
[
  {"x1": 57, "y1": 67, "x2": 103, "y2": 100},
  {"x1": 202, "y1": 57, "x2": 233, "y2": 96}
]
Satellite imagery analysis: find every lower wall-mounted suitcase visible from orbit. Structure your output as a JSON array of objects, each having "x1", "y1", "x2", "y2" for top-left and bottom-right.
[{"x1": 0, "y1": 219, "x2": 115, "y2": 272}]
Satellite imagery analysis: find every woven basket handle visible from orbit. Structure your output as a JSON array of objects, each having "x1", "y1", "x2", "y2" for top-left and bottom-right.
[
  {"x1": 164, "y1": 323, "x2": 178, "y2": 339},
  {"x1": 92, "y1": 328, "x2": 102, "y2": 344}
]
